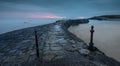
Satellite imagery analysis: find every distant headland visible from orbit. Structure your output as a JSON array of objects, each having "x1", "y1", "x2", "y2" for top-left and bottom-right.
[{"x1": 89, "y1": 15, "x2": 120, "y2": 20}]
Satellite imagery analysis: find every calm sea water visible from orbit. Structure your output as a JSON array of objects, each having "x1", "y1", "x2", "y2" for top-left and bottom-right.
[
  {"x1": 69, "y1": 20, "x2": 120, "y2": 61},
  {"x1": 0, "y1": 19, "x2": 120, "y2": 34},
  {"x1": 0, "y1": 19, "x2": 57, "y2": 34}
]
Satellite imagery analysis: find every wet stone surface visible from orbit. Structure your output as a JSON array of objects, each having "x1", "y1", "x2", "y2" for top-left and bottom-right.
[{"x1": 0, "y1": 20, "x2": 120, "y2": 66}]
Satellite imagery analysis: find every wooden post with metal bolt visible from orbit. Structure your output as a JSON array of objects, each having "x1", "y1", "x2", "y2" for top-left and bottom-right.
[
  {"x1": 34, "y1": 30, "x2": 39, "y2": 58},
  {"x1": 88, "y1": 25, "x2": 95, "y2": 51}
]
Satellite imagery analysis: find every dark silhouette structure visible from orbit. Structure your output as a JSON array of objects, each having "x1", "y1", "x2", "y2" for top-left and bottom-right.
[
  {"x1": 34, "y1": 30, "x2": 40, "y2": 58},
  {"x1": 88, "y1": 25, "x2": 95, "y2": 51}
]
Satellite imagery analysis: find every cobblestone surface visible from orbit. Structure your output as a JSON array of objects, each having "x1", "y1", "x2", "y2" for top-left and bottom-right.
[{"x1": 0, "y1": 20, "x2": 120, "y2": 66}]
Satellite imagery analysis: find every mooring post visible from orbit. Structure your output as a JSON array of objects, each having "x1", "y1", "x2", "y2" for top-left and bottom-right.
[
  {"x1": 34, "y1": 30, "x2": 39, "y2": 58},
  {"x1": 89, "y1": 25, "x2": 95, "y2": 51}
]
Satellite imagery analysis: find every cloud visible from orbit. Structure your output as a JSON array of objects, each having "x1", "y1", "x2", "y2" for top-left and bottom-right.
[
  {"x1": 0, "y1": 0, "x2": 120, "y2": 19},
  {"x1": 0, "y1": 12, "x2": 66, "y2": 19},
  {"x1": 26, "y1": 13, "x2": 66, "y2": 19},
  {"x1": 0, "y1": 1, "x2": 48, "y2": 12},
  {"x1": 0, "y1": 1, "x2": 66, "y2": 19},
  {"x1": 77, "y1": 16, "x2": 89, "y2": 19}
]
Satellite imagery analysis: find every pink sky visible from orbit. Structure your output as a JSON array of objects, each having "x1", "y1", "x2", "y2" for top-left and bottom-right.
[
  {"x1": 28, "y1": 13, "x2": 65, "y2": 19},
  {"x1": 0, "y1": 12, "x2": 66, "y2": 19}
]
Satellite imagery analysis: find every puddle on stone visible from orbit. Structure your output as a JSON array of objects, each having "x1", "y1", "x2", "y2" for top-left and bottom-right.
[
  {"x1": 56, "y1": 38, "x2": 67, "y2": 43},
  {"x1": 54, "y1": 25, "x2": 61, "y2": 31}
]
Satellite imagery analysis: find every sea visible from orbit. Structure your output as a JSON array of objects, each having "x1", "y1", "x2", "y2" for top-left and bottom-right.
[
  {"x1": 0, "y1": 18, "x2": 57, "y2": 34},
  {"x1": 68, "y1": 20, "x2": 120, "y2": 62}
]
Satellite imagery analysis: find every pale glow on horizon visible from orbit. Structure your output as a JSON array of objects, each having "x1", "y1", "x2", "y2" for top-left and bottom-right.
[
  {"x1": 0, "y1": 12, "x2": 66, "y2": 19},
  {"x1": 29, "y1": 14, "x2": 66, "y2": 19},
  {"x1": 77, "y1": 16, "x2": 89, "y2": 19}
]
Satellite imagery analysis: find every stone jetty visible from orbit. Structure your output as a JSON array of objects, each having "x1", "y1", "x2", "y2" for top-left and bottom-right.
[{"x1": 0, "y1": 19, "x2": 120, "y2": 66}]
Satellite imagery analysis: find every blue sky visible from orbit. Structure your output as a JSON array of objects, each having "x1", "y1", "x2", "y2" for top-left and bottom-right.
[{"x1": 0, "y1": 0, "x2": 120, "y2": 19}]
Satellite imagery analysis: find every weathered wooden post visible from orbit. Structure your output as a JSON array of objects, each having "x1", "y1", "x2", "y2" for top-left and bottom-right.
[
  {"x1": 88, "y1": 25, "x2": 95, "y2": 51},
  {"x1": 34, "y1": 30, "x2": 39, "y2": 58}
]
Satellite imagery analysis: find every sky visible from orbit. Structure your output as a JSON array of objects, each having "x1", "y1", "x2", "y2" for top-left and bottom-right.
[
  {"x1": 0, "y1": 0, "x2": 120, "y2": 19},
  {"x1": 0, "y1": 0, "x2": 120, "y2": 34}
]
